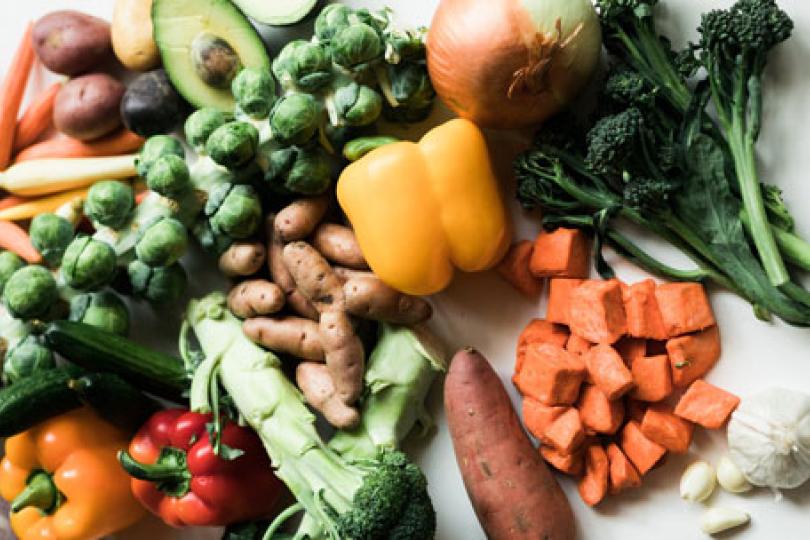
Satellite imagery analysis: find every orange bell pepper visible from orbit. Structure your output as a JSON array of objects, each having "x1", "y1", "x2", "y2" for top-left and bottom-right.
[{"x1": 0, "y1": 407, "x2": 145, "y2": 540}]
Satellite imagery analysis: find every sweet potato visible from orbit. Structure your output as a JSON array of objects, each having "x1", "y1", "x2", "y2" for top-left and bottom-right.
[
  {"x1": 641, "y1": 404, "x2": 694, "y2": 454},
  {"x1": 578, "y1": 385, "x2": 624, "y2": 435},
  {"x1": 274, "y1": 196, "x2": 329, "y2": 242},
  {"x1": 342, "y1": 273, "x2": 432, "y2": 324},
  {"x1": 514, "y1": 343, "x2": 586, "y2": 406},
  {"x1": 296, "y1": 362, "x2": 359, "y2": 429},
  {"x1": 606, "y1": 443, "x2": 641, "y2": 494},
  {"x1": 540, "y1": 446, "x2": 584, "y2": 476},
  {"x1": 515, "y1": 319, "x2": 569, "y2": 375},
  {"x1": 445, "y1": 349, "x2": 576, "y2": 540},
  {"x1": 521, "y1": 398, "x2": 567, "y2": 441},
  {"x1": 666, "y1": 325, "x2": 722, "y2": 388},
  {"x1": 614, "y1": 337, "x2": 647, "y2": 366},
  {"x1": 497, "y1": 240, "x2": 544, "y2": 297},
  {"x1": 674, "y1": 379, "x2": 740, "y2": 429},
  {"x1": 218, "y1": 241, "x2": 266, "y2": 278},
  {"x1": 542, "y1": 408, "x2": 586, "y2": 454},
  {"x1": 546, "y1": 278, "x2": 583, "y2": 325},
  {"x1": 568, "y1": 280, "x2": 628, "y2": 344},
  {"x1": 529, "y1": 228, "x2": 590, "y2": 279},
  {"x1": 630, "y1": 355, "x2": 673, "y2": 402},
  {"x1": 312, "y1": 223, "x2": 368, "y2": 270},
  {"x1": 227, "y1": 280, "x2": 285, "y2": 319},
  {"x1": 266, "y1": 214, "x2": 318, "y2": 320},
  {"x1": 585, "y1": 345, "x2": 635, "y2": 401},
  {"x1": 626, "y1": 399, "x2": 648, "y2": 423},
  {"x1": 623, "y1": 279, "x2": 667, "y2": 340},
  {"x1": 566, "y1": 334, "x2": 593, "y2": 355},
  {"x1": 655, "y1": 283, "x2": 715, "y2": 337},
  {"x1": 620, "y1": 421, "x2": 667, "y2": 475},
  {"x1": 243, "y1": 316, "x2": 324, "y2": 361},
  {"x1": 578, "y1": 443, "x2": 609, "y2": 506}
]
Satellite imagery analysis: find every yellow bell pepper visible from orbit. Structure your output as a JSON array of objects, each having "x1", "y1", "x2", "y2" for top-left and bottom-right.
[
  {"x1": 0, "y1": 407, "x2": 145, "y2": 540},
  {"x1": 337, "y1": 119, "x2": 511, "y2": 295}
]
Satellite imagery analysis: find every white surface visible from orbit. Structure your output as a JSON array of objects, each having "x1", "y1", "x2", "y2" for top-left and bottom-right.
[{"x1": 2, "y1": 1, "x2": 810, "y2": 539}]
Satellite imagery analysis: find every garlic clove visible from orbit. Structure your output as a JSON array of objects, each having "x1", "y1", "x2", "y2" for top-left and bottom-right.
[
  {"x1": 681, "y1": 461, "x2": 716, "y2": 503},
  {"x1": 700, "y1": 507, "x2": 750, "y2": 535},
  {"x1": 717, "y1": 455, "x2": 753, "y2": 493}
]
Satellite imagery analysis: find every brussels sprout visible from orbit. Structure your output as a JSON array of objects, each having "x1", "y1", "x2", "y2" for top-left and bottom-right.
[
  {"x1": 29, "y1": 213, "x2": 75, "y2": 267},
  {"x1": 334, "y1": 82, "x2": 382, "y2": 127},
  {"x1": 3, "y1": 265, "x2": 58, "y2": 319},
  {"x1": 135, "y1": 217, "x2": 188, "y2": 267},
  {"x1": 265, "y1": 146, "x2": 332, "y2": 195},
  {"x1": 232, "y1": 68, "x2": 276, "y2": 119},
  {"x1": 206, "y1": 121, "x2": 260, "y2": 169},
  {"x1": 185, "y1": 108, "x2": 232, "y2": 153},
  {"x1": 0, "y1": 251, "x2": 24, "y2": 294},
  {"x1": 384, "y1": 28, "x2": 426, "y2": 64},
  {"x1": 205, "y1": 183, "x2": 262, "y2": 239},
  {"x1": 61, "y1": 236, "x2": 117, "y2": 291},
  {"x1": 136, "y1": 135, "x2": 185, "y2": 177},
  {"x1": 315, "y1": 5, "x2": 386, "y2": 43},
  {"x1": 330, "y1": 23, "x2": 384, "y2": 73},
  {"x1": 3, "y1": 335, "x2": 55, "y2": 383},
  {"x1": 191, "y1": 32, "x2": 242, "y2": 89},
  {"x1": 269, "y1": 93, "x2": 320, "y2": 146},
  {"x1": 192, "y1": 217, "x2": 233, "y2": 255},
  {"x1": 383, "y1": 62, "x2": 435, "y2": 123},
  {"x1": 146, "y1": 154, "x2": 191, "y2": 198},
  {"x1": 84, "y1": 181, "x2": 135, "y2": 229},
  {"x1": 128, "y1": 260, "x2": 187, "y2": 304},
  {"x1": 69, "y1": 291, "x2": 130, "y2": 336},
  {"x1": 272, "y1": 40, "x2": 332, "y2": 92}
]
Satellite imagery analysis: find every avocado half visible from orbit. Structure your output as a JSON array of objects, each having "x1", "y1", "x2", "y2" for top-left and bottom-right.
[
  {"x1": 231, "y1": 0, "x2": 319, "y2": 26},
  {"x1": 152, "y1": 0, "x2": 271, "y2": 111}
]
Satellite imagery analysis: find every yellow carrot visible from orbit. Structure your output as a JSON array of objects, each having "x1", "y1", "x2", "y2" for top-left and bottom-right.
[
  {"x1": 0, "y1": 187, "x2": 89, "y2": 221},
  {"x1": 0, "y1": 154, "x2": 137, "y2": 196}
]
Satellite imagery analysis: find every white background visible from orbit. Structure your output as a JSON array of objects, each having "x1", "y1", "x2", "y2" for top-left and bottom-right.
[{"x1": 2, "y1": 1, "x2": 810, "y2": 539}]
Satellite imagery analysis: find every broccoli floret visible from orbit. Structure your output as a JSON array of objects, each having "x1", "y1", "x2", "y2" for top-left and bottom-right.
[
  {"x1": 623, "y1": 176, "x2": 680, "y2": 214},
  {"x1": 585, "y1": 108, "x2": 644, "y2": 180},
  {"x1": 603, "y1": 67, "x2": 657, "y2": 110}
]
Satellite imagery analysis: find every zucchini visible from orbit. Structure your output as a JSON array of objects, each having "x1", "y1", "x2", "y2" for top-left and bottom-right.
[
  {"x1": 41, "y1": 320, "x2": 188, "y2": 401},
  {"x1": 70, "y1": 373, "x2": 162, "y2": 433},
  {"x1": 0, "y1": 366, "x2": 83, "y2": 437}
]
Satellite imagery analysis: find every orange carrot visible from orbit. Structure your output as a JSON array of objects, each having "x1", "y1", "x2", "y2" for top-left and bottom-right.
[
  {"x1": 0, "y1": 195, "x2": 27, "y2": 211},
  {"x1": 0, "y1": 220, "x2": 42, "y2": 263},
  {"x1": 0, "y1": 23, "x2": 35, "y2": 169},
  {"x1": 135, "y1": 189, "x2": 150, "y2": 205},
  {"x1": 14, "y1": 129, "x2": 144, "y2": 162},
  {"x1": 13, "y1": 81, "x2": 61, "y2": 152}
]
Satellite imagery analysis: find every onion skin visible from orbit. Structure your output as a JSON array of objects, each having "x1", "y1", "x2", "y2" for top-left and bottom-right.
[{"x1": 427, "y1": 0, "x2": 602, "y2": 130}]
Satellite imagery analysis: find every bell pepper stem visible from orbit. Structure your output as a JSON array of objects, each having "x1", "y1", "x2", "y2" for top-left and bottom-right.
[
  {"x1": 118, "y1": 449, "x2": 192, "y2": 498},
  {"x1": 11, "y1": 471, "x2": 59, "y2": 514}
]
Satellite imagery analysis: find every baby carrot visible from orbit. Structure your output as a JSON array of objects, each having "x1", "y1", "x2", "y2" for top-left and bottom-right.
[
  {"x1": 0, "y1": 22, "x2": 36, "y2": 169},
  {"x1": 13, "y1": 81, "x2": 61, "y2": 152}
]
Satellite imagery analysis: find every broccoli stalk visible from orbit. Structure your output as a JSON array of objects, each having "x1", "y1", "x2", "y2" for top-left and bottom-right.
[
  {"x1": 187, "y1": 293, "x2": 436, "y2": 540},
  {"x1": 697, "y1": 0, "x2": 794, "y2": 287}
]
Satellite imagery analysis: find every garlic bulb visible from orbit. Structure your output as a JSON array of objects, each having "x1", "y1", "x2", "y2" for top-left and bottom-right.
[{"x1": 727, "y1": 388, "x2": 810, "y2": 489}]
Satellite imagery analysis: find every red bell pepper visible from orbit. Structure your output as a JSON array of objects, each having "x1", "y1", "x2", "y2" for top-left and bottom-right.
[{"x1": 118, "y1": 409, "x2": 284, "y2": 527}]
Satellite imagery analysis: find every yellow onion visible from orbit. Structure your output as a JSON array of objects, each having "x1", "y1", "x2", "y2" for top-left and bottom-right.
[{"x1": 427, "y1": 0, "x2": 602, "y2": 129}]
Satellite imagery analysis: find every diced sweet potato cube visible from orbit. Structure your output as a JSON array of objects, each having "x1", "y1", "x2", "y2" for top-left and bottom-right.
[
  {"x1": 585, "y1": 345, "x2": 635, "y2": 401},
  {"x1": 541, "y1": 445, "x2": 584, "y2": 476},
  {"x1": 514, "y1": 343, "x2": 586, "y2": 405},
  {"x1": 515, "y1": 319, "x2": 570, "y2": 375},
  {"x1": 542, "y1": 408, "x2": 586, "y2": 454},
  {"x1": 626, "y1": 399, "x2": 648, "y2": 423},
  {"x1": 620, "y1": 421, "x2": 667, "y2": 475},
  {"x1": 674, "y1": 380, "x2": 740, "y2": 429},
  {"x1": 630, "y1": 355, "x2": 673, "y2": 402},
  {"x1": 578, "y1": 385, "x2": 625, "y2": 435},
  {"x1": 569, "y1": 280, "x2": 628, "y2": 344},
  {"x1": 529, "y1": 228, "x2": 590, "y2": 279},
  {"x1": 641, "y1": 404, "x2": 694, "y2": 454},
  {"x1": 578, "y1": 444, "x2": 609, "y2": 506},
  {"x1": 498, "y1": 240, "x2": 545, "y2": 298},
  {"x1": 566, "y1": 334, "x2": 593, "y2": 355},
  {"x1": 615, "y1": 337, "x2": 647, "y2": 367},
  {"x1": 522, "y1": 398, "x2": 568, "y2": 440},
  {"x1": 623, "y1": 279, "x2": 668, "y2": 340},
  {"x1": 646, "y1": 340, "x2": 668, "y2": 356},
  {"x1": 666, "y1": 326, "x2": 721, "y2": 388},
  {"x1": 547, "y1": 278, "x2": 583, "y2": 325},
  {"x1": 655, "y1": 283, "x2": 715, "y2": 337},
  {"x1": 606, "y1": 443, "x2": 641, "y2": 494}
]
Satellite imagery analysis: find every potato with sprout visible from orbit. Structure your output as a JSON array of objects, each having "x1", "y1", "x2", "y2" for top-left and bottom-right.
[
  {"x1": 69, "y1": 291, "x2": 130, "y2": 336},
  {"x1": 135, "y1": 217, "x2": 189, "y2": 267},
  {"x1": 84, "y1": 181, "x2": 135, "y2": 229},
  {"x1": 206, "y1": 121, "x2": 259, "y2": 169},
  {"x1": 269, "y1": 93, "x2": 320, "y2": 146},
  {"x1": 29, "y1": 213, "x2": 75, "y2": 267},
  {"x1": 205, "y1": 183, "x2": 262, "y2": 240},
  {"x1": 3, "y1": 266, "x2": 58, "y2": 320},
  {"x1": 3, "y1": 334, "x2": 54, "y2": 384},
  {"x1": 146, "y1": 154, "x2": 192, "y2": 198},
  {"x1": 185, "y1": 108, "x2": 232, "y2": 153},
  {"x1": 231, "y1": 67, "x2": 276, "y2": 119},
  {"x1": 128, "y1": 260, "x2": 187, "y2": 304},
  {"x1": 135, "y1": 134, "x2": 185, "y2": 177},
  {"x1": 272, "y1": 40, "x2": 333, "y2": 92},
  {"x1": 61, "y1": 236, "x2": 117, "y2": 291},
  {"x1": 264, "y1": 146, "x2": 332, "y2": 195}
]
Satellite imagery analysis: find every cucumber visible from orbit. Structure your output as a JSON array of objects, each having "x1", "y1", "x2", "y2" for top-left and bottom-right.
[
  {"x1": 70, "y1": 373, "x2": 162, "y2": 433},
  {"x1": 0, "y1": 366, "x2": 83, "y2": 437},
  {"x1": 41, "y1": 320, "x2": 188, "y2": 401}
]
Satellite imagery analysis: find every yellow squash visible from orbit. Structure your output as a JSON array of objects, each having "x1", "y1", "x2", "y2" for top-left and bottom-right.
[{"x1": 337, "y1": 119, "x2": 511, "y2": 295}]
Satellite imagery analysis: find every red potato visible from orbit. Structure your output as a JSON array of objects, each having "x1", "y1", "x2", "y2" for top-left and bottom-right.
[
  {"x1": 54, "y1": 74, "x2": 125, "y2": 141},
  {"x1": 33, "y1": 11, "x2": 112, "y2": 76},
  {"x1": 445, "y1": 348, "x2": 576, "y2": 540}
]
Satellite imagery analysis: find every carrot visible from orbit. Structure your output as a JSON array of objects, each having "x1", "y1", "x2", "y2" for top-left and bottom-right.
[
  {"x1": 655, "y1": 282, "x2": 716, "y2": 337},
  {"x1": 0, "y1": 195, "x2": 27, "y2": 211},
  {"x1": 529, "y1": 228, "x2": 590, "y2": 279},
  {"x1": 568, "y1": 280, "x2": 628, "y2": 344},
  {"x1": 585, "y1": 345, "x2": 635, "y2": 401},
  {"x1": 674, "y1": 379, "x2": 740, "y2": 430},
  {"x1": 542, "y1": 408, "x2": 586, "y2": 454},
  {"x1": 497, "y1": 240, "x2": 544, "y2": 297},
  {"x1": 521, "y1": 398, "x2": 567, "y2": 441},
  {"x1": 0, "y1": 23, "x2": 36, "y2": 169},
  {"x1": 514, "y1": 319, "x2": 569, "y2": 375},
  {"x1": 13, "y1": 81, "x2": 61, "y2": 152},
  {"x1": 540, "y1": 446, "x2": 584, "y2": 476},
  {"x1": 630, "y1": 355, "x2": 673, "y2": 402},
  {"x1": 0, "y1": 220, "x2": 42, "y2": 263},
  {"x1": 14, "y1": 129, "x2": 144, "y2": 162},
  {"x1": 620, "y1": 421, "x2": 667, "y2": 475},
  {"x1": 606, "y1": 443, "x2": 641, "y2": 494},
  {"x1": 666, "y1": 325, "x2": 722, "y2": 388},
  {"x1": 0, "y1": 187, "x2": 88, "y2": 222},
  {"x1": 135, "y1": 189, "x2": 150, "y2": 205},
  {"x1": 445, "y1": 348, "x2": 576, "y2": 540},
  {"x1": 578, "y1": 443, "x2": 609, "y2": 506},
  {"x1": 641, "y1": 404, "x2": 694, "y2": 454},
  {"x1": 577, "y1": 384, "x2": 624, "y2": 435},
  {"x1": 623, "y1": 279, "x2": 668, "y2": 340},
  {"x1": 546, "y1": 278, "x2": 583, "y2": 325},
  {"x1": 514, "y1": 343, "x2": 586, "y2": 406}
]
